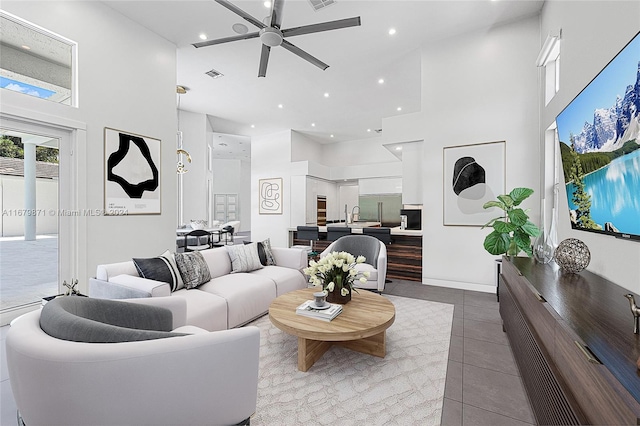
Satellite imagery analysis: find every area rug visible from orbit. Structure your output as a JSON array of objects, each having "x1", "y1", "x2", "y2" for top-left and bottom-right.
[{"x1": 249, "y1": 295, "x2": 454, "y2": 426}]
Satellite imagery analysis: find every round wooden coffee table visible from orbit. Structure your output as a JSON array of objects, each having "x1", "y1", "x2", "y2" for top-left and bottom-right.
[{"x1": 269, "y1": 287, "x2": 396, "y2": 372}]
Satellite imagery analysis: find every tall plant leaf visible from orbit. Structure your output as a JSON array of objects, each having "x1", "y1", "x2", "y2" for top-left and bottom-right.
[
  {"x1": 493, "y1": 220, "x2": 517, "y2": 233},
  {"x1": 484, "y1": 231, "x2": 510, "y2": 255},
  {"x1": 509, "y1": 187, "x2": 534, "y2": 206},
  {"x1": 497, "y1": 195, "x2": 513, "y2": 208},
  {"x1": 521, "y1": 220, "x2": 541, "y2": 237},
  {"x1": 483, "y1": 200, "x2": 506, "y2": 210},
  {"x1": 508, "y1": 208, "x2": 528, "y2": 226}
]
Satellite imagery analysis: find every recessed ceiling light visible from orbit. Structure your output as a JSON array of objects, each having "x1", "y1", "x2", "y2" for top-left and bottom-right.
[
  {"x1": 378, "y1": 78, "x2": 384, "y2": 84},
  {"x1": 367, "y1": 129, "x2": 371, "y2": 132},
  {"x1": 264, "y1": 1, "x2": 271, "y2": 8},
  {"x1": 395, "y1": 146, "x2": 402, "y2": 151},
  {"x1": 251, "y1": 124, "x2": 255, "y2": 128},
  {"x1": 199, "y1": 33, "x2": 207, "y2": 40},
  {"x1": 330, "y1": 134, "x2": 334, "y2": 138},
  {"x1": 324, "y1": 92, "x2": 329, "y2": 98},
  {"x1": 311, "y1": 123, "x2": 316, "y2": 127},
  {"x1": 278, "y1": 104, "x2": 283, "y2": 109},
  {"x1": 21, "y1": 45, "x2": 31, "y2": 50},
  {"x1": 388, "y1": 28, "x2": 396, "y2": 36},
  {"x1": 397, "y1": 107, "x2": 402, "y2": 111}
]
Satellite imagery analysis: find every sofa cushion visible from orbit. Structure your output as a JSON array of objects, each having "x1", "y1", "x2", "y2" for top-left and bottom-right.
[
  {"x1": 249, "y1": 266, "x2": 307, "y2": 296},
  {"x1": 197, "y1": 274, "x2": 276, "y2": 328},
  {"x1": 226, "y1": 243, "x2": 264, "y2": 273},
  {"x1": 132, "y1": 251, "x2": 184, "y2": 292},
  {"x1": 175, "y1": 251, "x2": 212, "y2": 289},
  {"x1": 199, "y1": 247, "x2": 232, "y2": 279},
  {"x1": 171, "y1": 290, "x2": 229, "y2": 331}
]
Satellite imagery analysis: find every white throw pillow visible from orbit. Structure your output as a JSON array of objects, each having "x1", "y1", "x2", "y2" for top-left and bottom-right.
[{"x1": 226, "y1": 243, "x2": 264, "y2": 273}]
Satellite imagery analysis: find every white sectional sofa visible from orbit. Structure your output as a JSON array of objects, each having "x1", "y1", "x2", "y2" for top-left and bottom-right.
[{"x1": 89, "y1": 245, "x2": 308, "y2": 331}]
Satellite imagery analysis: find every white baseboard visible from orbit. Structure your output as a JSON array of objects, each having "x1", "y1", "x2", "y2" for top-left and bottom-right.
[{"x1": 422, "y1": 277, "x2": 496, "y2": 294}]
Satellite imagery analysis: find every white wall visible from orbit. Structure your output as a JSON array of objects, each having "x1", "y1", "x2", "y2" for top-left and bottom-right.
[
  {"x1": 320, "y1": 135, "x2": 399, "y2": 167},
  {"x1": 417, "y1": 16, "x2": 541, "y2": 292},
  {"x1": 180, "y1": 109, "x2": 207, "y2": 223},
  {"x1": 1, "y1": 1, "x2": 177, "y2": 288},
  {"x1": 251, "y1": 130, "x2": 292, "y2": 247},
  {"x1": 540, "y1": 0, "x2": 640, "y2": 293},
  {"x1": 402, "y1": 141, "x2": 424, "y2": 204},
  {"x1": 291, "y1": 131, "x2": 323, "y2": 162}
]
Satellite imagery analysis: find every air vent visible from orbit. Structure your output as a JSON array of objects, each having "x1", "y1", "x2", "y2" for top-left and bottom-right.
[
  {"x1": 308, "y1": 0, "x2": 336, "y2": 11},
  {"x1": 374, "y1": 128, "x2": 382, "y2": 134},
  {"x1": 205, "y1": 69, "x2": 224, "y2": 79}
]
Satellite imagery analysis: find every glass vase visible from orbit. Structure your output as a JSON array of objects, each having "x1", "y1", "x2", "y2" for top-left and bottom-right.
[{"x1": 533, "y1": 201, "x2": 557, "y2": 264}]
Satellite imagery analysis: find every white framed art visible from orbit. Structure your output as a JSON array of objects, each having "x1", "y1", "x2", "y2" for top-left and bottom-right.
[
  {"x1": 259, "y1": 177, "x2": 283, "y2": 215},
  {"x1": 443, "y1": 140, "x2": 505, "y2": 226},
  {"x1": 104, "y1": 128, "x2": 161, "y2": 215}
]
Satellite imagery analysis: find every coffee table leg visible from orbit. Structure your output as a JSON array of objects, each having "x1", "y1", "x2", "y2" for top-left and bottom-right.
[
  {"x1": 298, "y1": 337, "x2": 331, "y2": 372},
  {"x1": 335, "y1": 331, "x2": 386, "y2": 358}
]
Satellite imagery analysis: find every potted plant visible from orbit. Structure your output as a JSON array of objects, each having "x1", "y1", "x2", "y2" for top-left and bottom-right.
[
  {"x1": 303, "y1": 251, "x2": 369, "y2": 304},
  {"x1": 482, "y1": 187, "x2": 541, "y2": 257}
]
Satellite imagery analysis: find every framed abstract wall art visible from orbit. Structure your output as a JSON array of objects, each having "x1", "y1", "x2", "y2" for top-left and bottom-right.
[
  {"x1": 104, "y1": 128, "x2": 161, "y2": 215},
  {"x1": 443, "y1": 140, "x2": 505, "y2": 226},
  {"x1": 259, "y1": 177, "x2": 282, "y2": 215}
]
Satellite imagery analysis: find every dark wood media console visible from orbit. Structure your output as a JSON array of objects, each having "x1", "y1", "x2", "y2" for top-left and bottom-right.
[{"x1": 500, "y1": 256, "x2": 640, "y2": 425}]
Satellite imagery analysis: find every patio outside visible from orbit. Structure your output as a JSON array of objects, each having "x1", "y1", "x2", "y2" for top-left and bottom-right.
[{"x1": 0, "y1": 235, "x2": 58, "y2": 310}]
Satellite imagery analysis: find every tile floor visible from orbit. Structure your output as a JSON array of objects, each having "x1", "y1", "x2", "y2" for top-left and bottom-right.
[
  {"x1": 383, "y1": 280, "x2": 535, "y2": 426},
  {"x1": 0, "y1": 280, "x2": 534, "y2": 426}
]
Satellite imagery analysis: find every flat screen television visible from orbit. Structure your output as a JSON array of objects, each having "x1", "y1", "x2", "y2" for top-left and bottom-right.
[
  {"x1": 400, "y1": 209, "x2": 421, "y2": 230},
  {"x1": 555, "y1": 30, "x2": 640, "y2": 242}
]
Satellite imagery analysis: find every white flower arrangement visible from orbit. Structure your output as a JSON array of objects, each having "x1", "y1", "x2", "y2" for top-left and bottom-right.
[{"x1": 303, "y1": 251, "x2": 370, "y2": 297}]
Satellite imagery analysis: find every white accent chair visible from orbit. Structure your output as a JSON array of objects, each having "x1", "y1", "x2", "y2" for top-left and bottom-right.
[
  {"x1": 6, "y1": 296, "x2": 259, "y2": 426},
  {"x1": 321, "y1": 234, "x2": 388, "y2": 292}
]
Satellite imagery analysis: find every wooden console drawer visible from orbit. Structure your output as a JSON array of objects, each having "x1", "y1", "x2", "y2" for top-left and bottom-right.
[
  {"x1": 501, "y1": 260, "x2": 559, "y2": 355},
  {"x1": 554, "y1": 320, "x2": 640, "y2": 425}
]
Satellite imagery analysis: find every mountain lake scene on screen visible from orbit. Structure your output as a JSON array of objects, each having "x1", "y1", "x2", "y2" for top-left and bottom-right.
[{"x1": 556, "y1": 32, "x2": 640, "y2": 238}]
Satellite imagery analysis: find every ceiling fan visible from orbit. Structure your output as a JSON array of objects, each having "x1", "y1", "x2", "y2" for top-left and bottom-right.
[{"x1": 193, "y1": 0, "x2": 361, "y2": 77}]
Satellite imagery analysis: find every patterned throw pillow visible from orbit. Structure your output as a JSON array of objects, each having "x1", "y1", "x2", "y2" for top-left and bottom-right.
[
  {"x1": 174, "y1": 251, "x2": 212, "y2": 290},
  {"x1": 226, "y1": 243, "x2": 264, "y2": 273},
  {"x1": 261, "y1": 238, "x2": 277, "y2": 266},
  {"x1": 133, "y1": 250, "x2": 184, "y2": 292}
]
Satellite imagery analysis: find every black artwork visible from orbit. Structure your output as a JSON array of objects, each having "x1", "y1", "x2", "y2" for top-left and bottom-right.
[
  {"x1": 452, "y1": 156, "x2": 485, "y2": 195},
  {"x1": 107, "y1": 133, "x2": 159, "y2": 199}
]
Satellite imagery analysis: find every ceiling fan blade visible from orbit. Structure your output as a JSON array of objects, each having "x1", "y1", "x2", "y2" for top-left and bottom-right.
[
  {"x1": 258, "y1": 44, "x2": 271, "y2": 77},
  {"x1": 282, "y1": 16, "x2": 361, "y2": 38},
  {"x1": 281, "y1": 40, "x2": 329, "y2": 70},
  {"x1": 215, "y1": 0, "x2": 265, "y2": 29},
  {"x1": 270, "y1": 0, "x2": 285, "y2": 29},
  {"x1": 192, "y1": 32, "x2": 259, "y2": 48}
]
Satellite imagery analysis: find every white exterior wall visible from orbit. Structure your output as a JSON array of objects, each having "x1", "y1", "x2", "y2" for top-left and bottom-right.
[
  {"x1": 1, "y1": 1, "x2": 177, "y2": 288},
  {"x1": 540, "y1": 0, "x2": 640, "y2": 293},
  {"x1": 0, "y1": 176, "x2": 58, "y2": 236}
]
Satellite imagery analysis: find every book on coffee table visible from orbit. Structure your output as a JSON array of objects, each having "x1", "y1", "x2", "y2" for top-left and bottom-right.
[{"x1": 295, "y1": 300, "x2": 342, "y2": 322}]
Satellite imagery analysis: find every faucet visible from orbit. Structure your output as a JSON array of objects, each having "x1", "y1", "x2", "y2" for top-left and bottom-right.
[
  {"x1": 344, "y1": 204, "x2": 348, "y2": 223},
  {"x1": 351, "y1": 206, "x2": 360, "y2": 222}
]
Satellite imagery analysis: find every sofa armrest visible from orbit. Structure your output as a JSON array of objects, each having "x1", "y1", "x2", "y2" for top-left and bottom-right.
[
  {"x1": 272, "y1": 247, "x2": 308, "y2": 270},
  {"x1": 89, "y1": 275, "x2": 171, "y2": 299},
  {"x1": 376, "y1": 243, "x2": 388, "y2": 292},
  {"x1": 7, "y1": 314, "x2": 260, "y2": 426}
]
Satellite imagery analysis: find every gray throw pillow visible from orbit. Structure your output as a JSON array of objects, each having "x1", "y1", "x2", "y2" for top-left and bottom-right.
[
  {"x1": 227, "y1": 243, "x2": 264, "y2": 273},
  {"x1": 133, "y1": 250, "x2": 184, "y2": 292},
  {"x1": 261, "y1": 238, "x2": 277, "y2": 266},
  {"x1": 175, "y1": 251, "x2": 212, "y2": 289}
]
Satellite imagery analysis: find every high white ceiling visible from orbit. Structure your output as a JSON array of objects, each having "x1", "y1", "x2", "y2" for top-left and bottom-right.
[{"x1": 105, "y1": 0, "x2": 544, "y2": 145}]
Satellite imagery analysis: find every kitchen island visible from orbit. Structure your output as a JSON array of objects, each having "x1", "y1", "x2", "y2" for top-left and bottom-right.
[{"x1": 289, "y1": 225, "x2": 422, "y2": 281}]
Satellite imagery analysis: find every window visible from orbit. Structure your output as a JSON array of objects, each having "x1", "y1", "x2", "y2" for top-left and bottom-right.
[
  {"x1": 536, "y1": 33, "x2": 561, "y2": 105},
  {"x1": 0, "y1": 11, "x2": 77, "y2": 106}
]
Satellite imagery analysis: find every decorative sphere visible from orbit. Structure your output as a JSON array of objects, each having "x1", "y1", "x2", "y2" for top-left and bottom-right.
[{"x1": 554, "y1": 238, "x2": 590, "y2": 273}]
